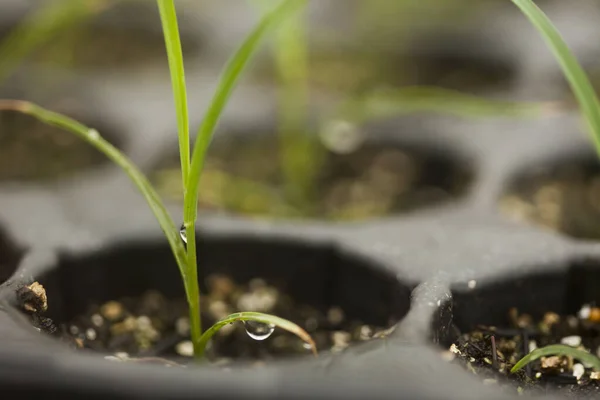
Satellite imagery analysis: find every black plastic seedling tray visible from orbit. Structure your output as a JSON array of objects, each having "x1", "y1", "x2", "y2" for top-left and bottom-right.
[{"x1": 2, "y1": 1, "x2": 600, "y2": 399}]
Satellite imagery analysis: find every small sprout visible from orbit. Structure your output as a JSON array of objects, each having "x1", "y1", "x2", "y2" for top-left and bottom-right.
[{"x1": 511, "y1": 344, "x2": 600, "y2": 374}]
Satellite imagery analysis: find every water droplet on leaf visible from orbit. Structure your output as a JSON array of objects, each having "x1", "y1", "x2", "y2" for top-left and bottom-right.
[
  {"x1": 243, "y1": 320, "x2": 275, "y2": 340},
  {"x1": 88, "y1": 129, "x2": 100, "y2": 140},
  {"x1": 179, "y1": 224, "x2": 187, "y2": 245}
]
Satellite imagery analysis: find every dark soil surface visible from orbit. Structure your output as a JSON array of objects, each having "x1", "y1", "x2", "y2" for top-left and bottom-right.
[
  {"x1": 0, "y1": 1, "x2": 199, "y2": 71},
  {"x1": 445, "y1": 307, "x2": 600, "y2": 397},
  {"x1": 31, "y1": 25, "x2": 198, "y2": 70},
  {"x1": 152, "y1": 137, "x2": 472, "y2": 221},
  {"x1": 251, "y1": 49, "x2": 514, "y2": 94},
  {"x1": 19, "y1": 276, "x2": 396, "y2": 368},
  {"x1": 0, "y1": 110, "x2": 117, "y2": 182},
  {"x1": 500, "y1": 160, "x2": 600, "y2": 240}
]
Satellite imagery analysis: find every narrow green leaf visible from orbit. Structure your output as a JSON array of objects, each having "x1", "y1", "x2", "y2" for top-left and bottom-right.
[
  {"x1": 180, "y1": 0, "x2": 306, "y2": 358},
  {"x1": 511, "y1": 0, "x2": 600, "y2": 156},
  {"x1": 511, "y1": 344, "x2": 600, "y2": 373},
  {"x1": 157, "y1": 0, "x2": 190, "y2": 186},
  {"x1": 0, "y1": 100, "x2": 189, "y2": 300},
  {"x1": 333, "y1": 86, "x2": 563, "y2": 124},
  {"x1": 183, "y1": 0, "x2": 307, "y2": 225},
  {"x1": 196, "y1": 311, "x2": 318, "y2": 357}
]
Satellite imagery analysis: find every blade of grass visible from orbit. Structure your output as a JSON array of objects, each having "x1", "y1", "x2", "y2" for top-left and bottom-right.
[
  {"x1": 157, "y1": 0, "x2": 190, "y2": 186},
  {"x1": 271, "y1": 2, "x2": 317, "y2": 210},
  {"x1": 197, "y1": 312, "x2": 318, "y2": 357},
  {"x1": 511, "y1": 344, "x2": 600, "y2": 373},
  {"x1": 183, "y1": 0, "x2": 307, "y2": 225},
  {"x1": 0, "y1": 0, "x2": 109, "y2": 84},
  {"x1": 511, "y1": 0, "x2": 600, "y2": 156},
  {"x1": 332, "y1": 86, "x2": 564, "y2": 125},
  {"x1": 181, "y1": 0, "x2": 306, "y2": 357},
  {"x1": 0, "y1": 100, "x2": 190, "y2": 303}
]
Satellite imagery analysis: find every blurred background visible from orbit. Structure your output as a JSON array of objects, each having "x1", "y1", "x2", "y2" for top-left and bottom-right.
[{"x1": 2, "y1": 0, "x2": 600, "y2": 230}]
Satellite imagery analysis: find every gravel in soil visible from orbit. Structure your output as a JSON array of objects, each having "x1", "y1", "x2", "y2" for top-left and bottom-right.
[
  {"x1": 18, "y1": 276, "x2": 396, "y2": 368},
  {"x1": 152, "y1": 137, "x2": 471, "y2": 221},
  {"x1": 445, "y1": 306, "x2": 600, "y2": 397}
]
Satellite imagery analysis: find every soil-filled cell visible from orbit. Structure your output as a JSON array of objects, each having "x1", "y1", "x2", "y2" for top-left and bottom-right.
[
  {"x1": 0, "y1": 1, "x2": 201, "y2": 71},
  {"x1": 434, "y1": 261, "x2": 600, "y2": 397},
  {"x1": 500, "y1": 155, "x2": 600, "y2": 240},
  {"x1": 151, "y1": 135, "x2": 473, "y2": 221},
  {"x1": 21, "y1": 235, "x2": 411, "y2": 365}
]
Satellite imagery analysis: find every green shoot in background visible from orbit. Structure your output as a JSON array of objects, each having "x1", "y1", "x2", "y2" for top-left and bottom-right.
[
  {"x1": 0, "y1": 0, "x2": 110, "y2": 84},
  {"x1": 508, "y1": 0, "x2": 600, "y2": 372},
  {"x1": 0, "y1": 0, "x2": 316, "y2": 360},
  {"x1": 273, "y1": 1, "x2": 323, "y2": 213},
  {"x1": 236, "y1": 0, "x2": 560, "y2": 221}
]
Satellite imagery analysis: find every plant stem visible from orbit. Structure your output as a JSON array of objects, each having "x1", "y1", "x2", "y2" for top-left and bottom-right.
[
  {"x1": 184, "y1": 221, "x2": 202, "y2": 358},
  {"x1": 156, "y1": 0, "x2": 200, "y2": 357}
]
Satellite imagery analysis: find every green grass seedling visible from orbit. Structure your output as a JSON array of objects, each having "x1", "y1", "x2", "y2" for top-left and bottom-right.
[{"x1": 0, "y1": 0, "x2": 314, "y2": 360}]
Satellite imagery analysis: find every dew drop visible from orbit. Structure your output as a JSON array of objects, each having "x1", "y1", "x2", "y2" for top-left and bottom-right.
[
  {"x1": 179, "y1": 224, "x2": 187, "y2": 245},
  {"x1": 88, "y1": 129, "x2": 100, "y2": 140},
  {"x1": 243, "y1": 320, "x2": 275, "y2": 341}
]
